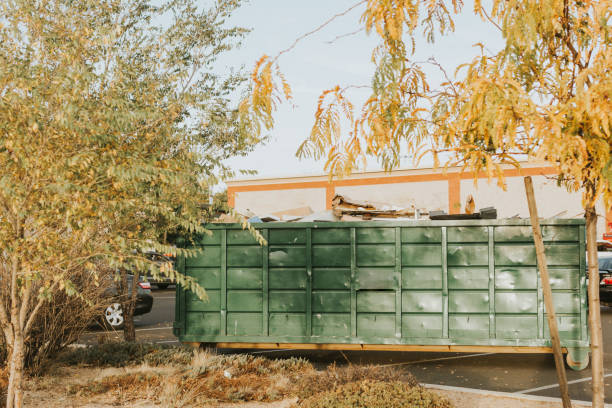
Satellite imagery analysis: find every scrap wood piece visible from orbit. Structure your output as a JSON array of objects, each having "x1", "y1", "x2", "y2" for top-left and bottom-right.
[
  {"x1": 335, "y1": 208, "x2": 417, "y2": 217},
  {"x1": 465, "y1": 194, "x2": 475, "y2": 214},
  {"x1": 331, "y1": 194, "x2": 377, "y2": 211},
  {"x1": 332, "y1": 193, "x2": 416, "y2": 218}
]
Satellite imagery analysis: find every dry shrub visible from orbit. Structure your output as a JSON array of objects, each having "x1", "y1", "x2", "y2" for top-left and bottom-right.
[
  {"x1": 179, "y1": 353, "x2": 314, "y2": 403},
  {"x1": 69, "y1": 372, "x2": 163, "y2": 404},
  {"x1": 191, "y1": 353, "x2": 312, "y2": 378},
  {"x1": 295, "y1": 380, "x2": 453, "y2": 408},
  {"x1": 25, "y1": 267, "x2": 110, "y2": 374},
  {"x1": 67, "y1": 350, "x2": 315, "y2": 406},
  {"x1": 57, "y1": 349, "x2": 433, "y2": 408},
  {"x1": 294, "y1": 363, "x2": 417, "y2": 400}
]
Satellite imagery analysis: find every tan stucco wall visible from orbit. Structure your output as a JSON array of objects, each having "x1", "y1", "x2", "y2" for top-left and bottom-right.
[
  {"x1": 234, "y1": 188, "x2": 326, "y2": 215},
  {"x1": 460, "y1": 176, "x2": 607, "y2": 234}
]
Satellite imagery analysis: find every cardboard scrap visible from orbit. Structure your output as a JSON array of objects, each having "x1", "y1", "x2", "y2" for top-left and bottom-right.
[{"x1": 298, "y1": 210, "x2": 339, "y2": 222}]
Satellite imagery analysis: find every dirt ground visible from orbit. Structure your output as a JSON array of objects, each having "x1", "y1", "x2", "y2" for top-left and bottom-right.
[{"x1": 15, "y1": 344, "x2": 598, "y2": 408}]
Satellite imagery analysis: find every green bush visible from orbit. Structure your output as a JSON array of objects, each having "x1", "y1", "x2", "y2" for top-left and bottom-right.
[
  {"x1": 143, "y1": 347, "x2": 192, "y2": 367},
  {"x1": 295, "y1": 380, "x2": 452, "y2": 408},
  {"x1": 58, "y1": 342, "x2": 190, "y2": 367}
]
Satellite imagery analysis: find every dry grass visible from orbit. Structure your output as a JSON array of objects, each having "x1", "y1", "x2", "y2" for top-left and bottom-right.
[
  {"x1": 63, "y1": 348, "x2": 314, "y2": 407},
  {"x1": 21, "y1": 343, "x2": 451, "y2": 408},
  {"x1": 294, "y1": 362, "x2": 418, "y2": 401},
  {"x1": 294, "y1": 380, "x2": 453, "y2": 408}
]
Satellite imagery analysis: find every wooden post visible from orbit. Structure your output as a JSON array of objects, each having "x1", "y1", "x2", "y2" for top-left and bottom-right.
[
  {"x1": 586, "y1": 205, "x2": 604, "y2": 408},
  {"x1": 524, "y1": 176, "x2": 572, "y2": 408}
]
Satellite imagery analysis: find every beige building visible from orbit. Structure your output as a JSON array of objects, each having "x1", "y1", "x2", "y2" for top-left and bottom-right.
[{"x1": 226, "y1": 162, "x2": 611, "y2": 237}]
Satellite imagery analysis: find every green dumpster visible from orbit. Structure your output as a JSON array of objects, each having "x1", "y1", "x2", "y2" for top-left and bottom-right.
[{"x1": 173, "y1": 219, "x2": 590, "y2": 370}]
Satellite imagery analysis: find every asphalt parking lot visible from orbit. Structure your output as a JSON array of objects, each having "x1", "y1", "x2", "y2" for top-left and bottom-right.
[{"x1": 84, "y1": 287, "x2": 612, "y2": 404}]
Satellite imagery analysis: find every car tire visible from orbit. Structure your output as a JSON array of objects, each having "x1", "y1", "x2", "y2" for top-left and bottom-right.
[
  {"x1": 156, "y1": 283, "x2": 169, "y2": 289},
  {"x1": 104, "y1": 303, "x2": 125, "y2": 329}
]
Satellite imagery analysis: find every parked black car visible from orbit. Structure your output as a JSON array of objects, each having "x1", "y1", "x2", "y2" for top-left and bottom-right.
[
  {"x1": 143, "y1": 252, "x2": 175, "y2": 289},
  {"x1": 599, "y1": 254, "x2": 612, "y2": 307},
  {"x1": 103, "y1": 275, "x2": 153, "y2": 329}
]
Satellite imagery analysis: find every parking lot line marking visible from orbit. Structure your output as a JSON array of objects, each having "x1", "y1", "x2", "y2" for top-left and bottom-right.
[
  {"x1": 135, "y1": 325, "x2": 173, "y2": 332},
  {"x1": 83, "y1": 325, "x2": 173, "y2": 335},
  {"x1": 156, "y1": 340, "x2": 179, "y2": 344},
  {"x1": 516, "y1": 373, "x2": 612, "y2": 394},
  {"x1": 425, "y1": 383, "x2": 600, "y2": 407},
  {"x1": 152, "y1": 296, "x2": 176, "y2": 299},
  {"x1": 382, "y1": 352, "x2": 494, "y2": 367}
]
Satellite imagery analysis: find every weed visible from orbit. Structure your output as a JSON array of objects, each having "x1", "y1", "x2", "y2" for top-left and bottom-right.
[
  {"x1": 69, "y1": 371, "x2": 162, "y2": 403},
  {"x1": 294, "y1": 362, "x2": 417, "y2": 400},
  {"x1": 295, "y1": 379, "x2": 453, "y2": 408}
]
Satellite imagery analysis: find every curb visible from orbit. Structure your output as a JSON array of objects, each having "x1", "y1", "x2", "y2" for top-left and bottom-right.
[{"x1": 422, "y1": 383, "x2": 611, "y2": 407}]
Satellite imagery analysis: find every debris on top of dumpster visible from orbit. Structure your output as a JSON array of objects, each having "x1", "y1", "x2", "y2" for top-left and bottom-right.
[
  {"x1": 331, "y1": 194, "x2": 426, "y2": 220},
  {"x1": 428, "y1": 206, "x2": 497, "y2": 220},
  {"x1": 214, "y1": 194, "x2": 498, "y2": 224},
  {"x1": 298, "y1": 210, "x2": 340, "y2": 222},
  {"x1": 479, "y1": 206, "x2": 497, "y2": 219},
  {"x1": 258, "y1": 214, "x2": 281, "y2": 222}
]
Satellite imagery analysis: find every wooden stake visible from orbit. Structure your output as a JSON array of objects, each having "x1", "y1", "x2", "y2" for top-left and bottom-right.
[
  {"x1": 524, "y1": 176, "x2": 572, "y2": 408},
  {"x1": 586, "y1": 205, "x2": 604, "y2": 408}
]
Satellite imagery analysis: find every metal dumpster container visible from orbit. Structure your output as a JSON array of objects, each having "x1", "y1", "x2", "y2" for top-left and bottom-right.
[{"x1": 173, "y1": 219, "x2": 589, "y2": 370}]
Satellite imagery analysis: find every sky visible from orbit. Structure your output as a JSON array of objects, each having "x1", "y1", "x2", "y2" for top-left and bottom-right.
[{"x1": 217, "y1": 0, "x2": 504, "y2": 183}]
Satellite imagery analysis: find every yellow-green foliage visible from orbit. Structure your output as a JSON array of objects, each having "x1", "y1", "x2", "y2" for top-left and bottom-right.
[
  {"x1": 240, "y1": 0, "x2": 611, "y2": 207},
  {"x1": 436, "y1": 0, "x2": 611, "y2": 207},
  {"x1": 0, "y1": 1, "x2": 255, "y2": 405},
  {"x1": 0, "y1": 0, "x2": 252, "y2": 317}
]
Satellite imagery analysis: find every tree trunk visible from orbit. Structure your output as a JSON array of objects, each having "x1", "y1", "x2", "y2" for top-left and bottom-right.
[
  {"x1": 122, "y1": 271, "x2": 138, "y2": 342},
  {"x1": 586, "y1": 206, "x2": 604, "y2": 407},
  {"x1": 524, "y1": 176, "x2": 572, "y2": 408},
  {"x1": 6, "y1": 333, "x2": 25, "y2": 408}
]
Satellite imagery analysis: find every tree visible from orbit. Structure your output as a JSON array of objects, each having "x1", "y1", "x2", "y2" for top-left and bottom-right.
[
  {"x1": 0, "y1": 0, "x2": 256, "y2": 406},
  {"x1": 239, "y1": 1, "x2": 610, "y2": 406}
]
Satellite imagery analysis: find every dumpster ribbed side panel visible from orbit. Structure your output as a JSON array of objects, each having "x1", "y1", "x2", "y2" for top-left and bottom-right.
[{"x1": 177, "y1": 219, "x2": 588, "y2": 358}]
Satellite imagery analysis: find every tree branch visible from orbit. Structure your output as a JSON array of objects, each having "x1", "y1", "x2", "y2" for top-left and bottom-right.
[
  {"x1": 325, "y1": 27, "x2": 366, "y2": 44},
  {"x1": 275, "y1": 1, "x2": 366, "y2": 61},
  {"x1": 23, "y1": 280, "x2": 59, "y2": 337},
  {"x1": 481, "y1": 7, "x2": 502, "y2": 32}
]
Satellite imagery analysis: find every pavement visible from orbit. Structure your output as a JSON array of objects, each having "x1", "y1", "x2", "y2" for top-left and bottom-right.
[{"x1": 81, "y1": 287, "x2": 612, "y2": 405}]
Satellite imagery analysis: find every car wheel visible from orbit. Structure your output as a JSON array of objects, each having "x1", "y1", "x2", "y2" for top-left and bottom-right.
[
  {"x1": 104, "y1": 303, "x2": 124, "y2": 329},
  {"x1": 156, "y1": 283, "x2": 169, "y2": 289}
]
